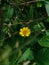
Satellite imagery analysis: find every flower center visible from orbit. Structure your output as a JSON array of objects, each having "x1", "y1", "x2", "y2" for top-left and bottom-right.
[{"x1": 23, "y1": 30, "x2": 28, "y2": 35}]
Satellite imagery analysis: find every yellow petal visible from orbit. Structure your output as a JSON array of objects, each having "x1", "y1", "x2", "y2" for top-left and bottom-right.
[
  {"x1": 21, "y1": 34, "x2": 24, "y2": 37},
  {"x1": 19, "y1": 27, "x2": 31, "y2": 37},
  {"x1": 20, "y1": 29, "x2": 22, "y2": 32},
  {"x1": 25, "y1": 27, "x2": 28, "y2": 29},
  {"x1": 23, "y1": 27, "x2": 26, "y2": 30},
  {"x1": 19, "y1": 32, "x2": 22, "y2": 35}
]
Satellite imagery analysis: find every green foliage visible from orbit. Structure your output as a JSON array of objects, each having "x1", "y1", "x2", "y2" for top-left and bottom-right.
[
  {"x1": 29, "y1": 5, "x2": 34, "y2": 20},
  {"x1": 0, "y1": 0, "x2": 49, "y2": 65},
  {"x1": 46, "y1": 17, "x2": 49, "y2": 22},
  {"x1": 5, "y1": 6, "x2": 14, "y2": 21},
  {"x1": 38, "y1": 34, "x2": 49, "y2": 47},
  {"x1": 36, "y1": 48, "x2": 49, "y2": 65},
  {"x1": 45, "y1": 1, "x2": 49, "y2": 16},
  {"x1": 37, "y1": 2, "x2": 43, "y2": 7},
  {"x1": 18, "y1": 48, "x2": 34, "y2": 63}
]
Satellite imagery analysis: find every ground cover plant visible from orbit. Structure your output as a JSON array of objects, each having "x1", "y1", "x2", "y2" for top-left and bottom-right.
[{"x1": 0, "y1": 0, "x2": 49, "y2": 65}]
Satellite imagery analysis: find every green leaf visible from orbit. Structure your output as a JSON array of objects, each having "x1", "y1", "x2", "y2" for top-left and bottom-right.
[
  {"x1": 38, "y1": 34, "x2": 49, "y2": 47},
  {"x1": 33, "y1": 24, "x2": 41, "y2": 31},
  {"x1": 37, "y1": 2, "x2": 43, "y2": 7},
  {"x1": 18, "y1": 48, "x2": 34, "y2": 63},
  {"x1": 45, "y1": 2, "x2": 49, "y2": 16},
  {"x1": 5, "y1": 6, "x2": 14, "y2": 21},
  {"x1": 46, "y1": 30, "x2": 49, "y2": 36},
  {"x1": 0, "y1": 45, "x2": 11, "y2": 61},
  {"x1": 29, "y1": 5, "x2": 34, "y2": 20},
  {"x1": 36, "y1": 48, "x2": 49, "y2": 65},
  {"x1": 46, "y1": 17, "x2": 49, "y2": 22},
  {"x1": 14, "y1": 0, "x2": 20, "y2": 3},
  {"x1": 3, "y1": 58, "x2": 10, "y2": 65},
  {"x1": 0, "y1": 26, "x2": 8, "y2": 46}
]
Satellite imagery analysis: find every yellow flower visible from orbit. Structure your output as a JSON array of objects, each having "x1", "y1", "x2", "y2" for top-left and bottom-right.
[{"x1": 19, "y1": 27, "x2": 31, "y2": 37}]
